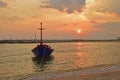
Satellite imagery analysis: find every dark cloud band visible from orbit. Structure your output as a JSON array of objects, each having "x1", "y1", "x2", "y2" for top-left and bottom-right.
[
  {"x1": 41, "y1": 0, "x2": 86, "y2": 13},
  {"x1": 0, "y1": 1, "x2": 7, "y2": 7}
]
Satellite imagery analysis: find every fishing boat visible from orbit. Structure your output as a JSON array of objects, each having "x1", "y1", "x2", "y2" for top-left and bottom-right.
[{"x1": 32, "y1": 23, "x2": 54, "y2": 58}]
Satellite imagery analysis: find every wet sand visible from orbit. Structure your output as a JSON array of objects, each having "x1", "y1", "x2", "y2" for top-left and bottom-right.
[{"x1": 46, "y1": 71, "x2": 120, "y2": 80}]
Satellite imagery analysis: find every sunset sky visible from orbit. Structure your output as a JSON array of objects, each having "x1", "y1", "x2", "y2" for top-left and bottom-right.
[{"x1": 0, "y1": 0, "x2": 120, "y2": 40}]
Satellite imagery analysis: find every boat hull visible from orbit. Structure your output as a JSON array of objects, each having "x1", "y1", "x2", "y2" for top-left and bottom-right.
[{"x1": 32, "y1": 45, "x2": 53, "y2": 57}]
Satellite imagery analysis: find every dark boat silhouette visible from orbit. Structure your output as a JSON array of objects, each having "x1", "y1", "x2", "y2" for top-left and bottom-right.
[{"x1": 32, "y1": 23, "x2": 54, "y2": 58}]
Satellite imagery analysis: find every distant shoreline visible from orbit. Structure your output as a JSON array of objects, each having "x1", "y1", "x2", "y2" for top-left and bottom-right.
[{"x1": 0, "y1": 39, "x2": 120, "y2": 44}]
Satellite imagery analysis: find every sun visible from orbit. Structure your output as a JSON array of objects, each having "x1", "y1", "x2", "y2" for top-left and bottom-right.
[
  {"x1": 86, "y1": 0, "x2": 95, "y2": 3},
  {"x1": 77, "y1": 29, "x2": 81, "y2": 33}
]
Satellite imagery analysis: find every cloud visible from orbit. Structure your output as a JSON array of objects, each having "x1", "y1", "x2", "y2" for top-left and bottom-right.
[
  {"x1": 93, "y1": 21, "x2": 120, "y2": 37},
  {"x1": 94, "y1": 22, "x2": 120, "y2": 30},
  {"x1": 84, "y1": 0, "x2": 120, "y2": 24},
  {"x1": 0, "y1": 15, "x2": 24, "y2": 23},
  {"x1": 93, "y1": 0, "x2": 120, "y2": 16},
  {"x1": 83, "y1": 21, "x2": 120, "y2": 39},
  {"x1": 41, "y1": 0, "x2": 86, "y2": 13},
  {"x1": 0, "y1": 1, "x2": 7, "y2": 7}
]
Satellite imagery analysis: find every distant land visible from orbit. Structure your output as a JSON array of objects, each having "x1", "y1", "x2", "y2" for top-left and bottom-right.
[{"x1": 0, "y1": 39, "x2": 120, "y2": 44}]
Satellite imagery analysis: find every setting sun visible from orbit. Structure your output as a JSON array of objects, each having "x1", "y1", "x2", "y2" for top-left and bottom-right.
[{"x1": 77, "y1": 29, "x2": 81, "y2": 33}]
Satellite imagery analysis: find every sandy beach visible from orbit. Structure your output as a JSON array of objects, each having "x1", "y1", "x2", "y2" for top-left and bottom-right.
[{"x1": 46, "y1": 71, "x2": 120, "y2": 80}]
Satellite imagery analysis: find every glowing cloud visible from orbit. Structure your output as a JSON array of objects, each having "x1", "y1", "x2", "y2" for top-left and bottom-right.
[{"x1": 88, "y1": 0, "x2": 120, "y2": 16}]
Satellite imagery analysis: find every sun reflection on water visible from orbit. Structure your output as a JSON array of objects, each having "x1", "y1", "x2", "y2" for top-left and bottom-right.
[{"x1": 72, "y1": 43, "x2": 88, "y2": 68}]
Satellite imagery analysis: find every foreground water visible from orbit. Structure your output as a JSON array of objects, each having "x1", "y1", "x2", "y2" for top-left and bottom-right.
[{"x1": 0, "y1": 42, "x2": 120, "y2": 79}]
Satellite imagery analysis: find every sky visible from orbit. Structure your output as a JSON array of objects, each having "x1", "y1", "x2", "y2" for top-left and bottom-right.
[{"x1": 0, "y1": 0, "x2": 120, "y2": 40}]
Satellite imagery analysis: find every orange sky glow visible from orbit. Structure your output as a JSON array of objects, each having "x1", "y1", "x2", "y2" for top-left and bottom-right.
[{"x1": 0, "y1": 0, "x2": 120, "y2": 40}]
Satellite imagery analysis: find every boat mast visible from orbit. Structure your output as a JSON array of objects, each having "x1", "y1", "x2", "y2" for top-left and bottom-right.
[{"x1": 40, "y1": 23, "x2": 43, "y2": 45}]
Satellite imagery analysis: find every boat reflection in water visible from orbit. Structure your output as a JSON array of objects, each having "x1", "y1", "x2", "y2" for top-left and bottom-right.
[{"x1": 32, "y1": 55, "x2": 54, "y2": 71}]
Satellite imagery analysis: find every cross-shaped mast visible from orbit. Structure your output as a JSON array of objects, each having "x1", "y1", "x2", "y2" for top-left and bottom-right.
[{"x1": 40, "y1": 23, "x2": 45, "y2": 45}]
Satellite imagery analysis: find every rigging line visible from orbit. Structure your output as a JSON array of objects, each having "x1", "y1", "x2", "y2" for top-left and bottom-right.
[{"x1": 34, "y1": 33, "x2": 38, "y2": 45}]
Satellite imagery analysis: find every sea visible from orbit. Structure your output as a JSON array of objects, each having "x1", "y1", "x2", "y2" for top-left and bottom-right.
[{"x1": 0, "y1": 42, "x2": 120, "y2": 80}]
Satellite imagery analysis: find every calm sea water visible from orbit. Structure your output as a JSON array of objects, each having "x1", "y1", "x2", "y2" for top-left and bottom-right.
[{"x1": 0, "y1": 42, "x2": 120, "y2": 79}]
